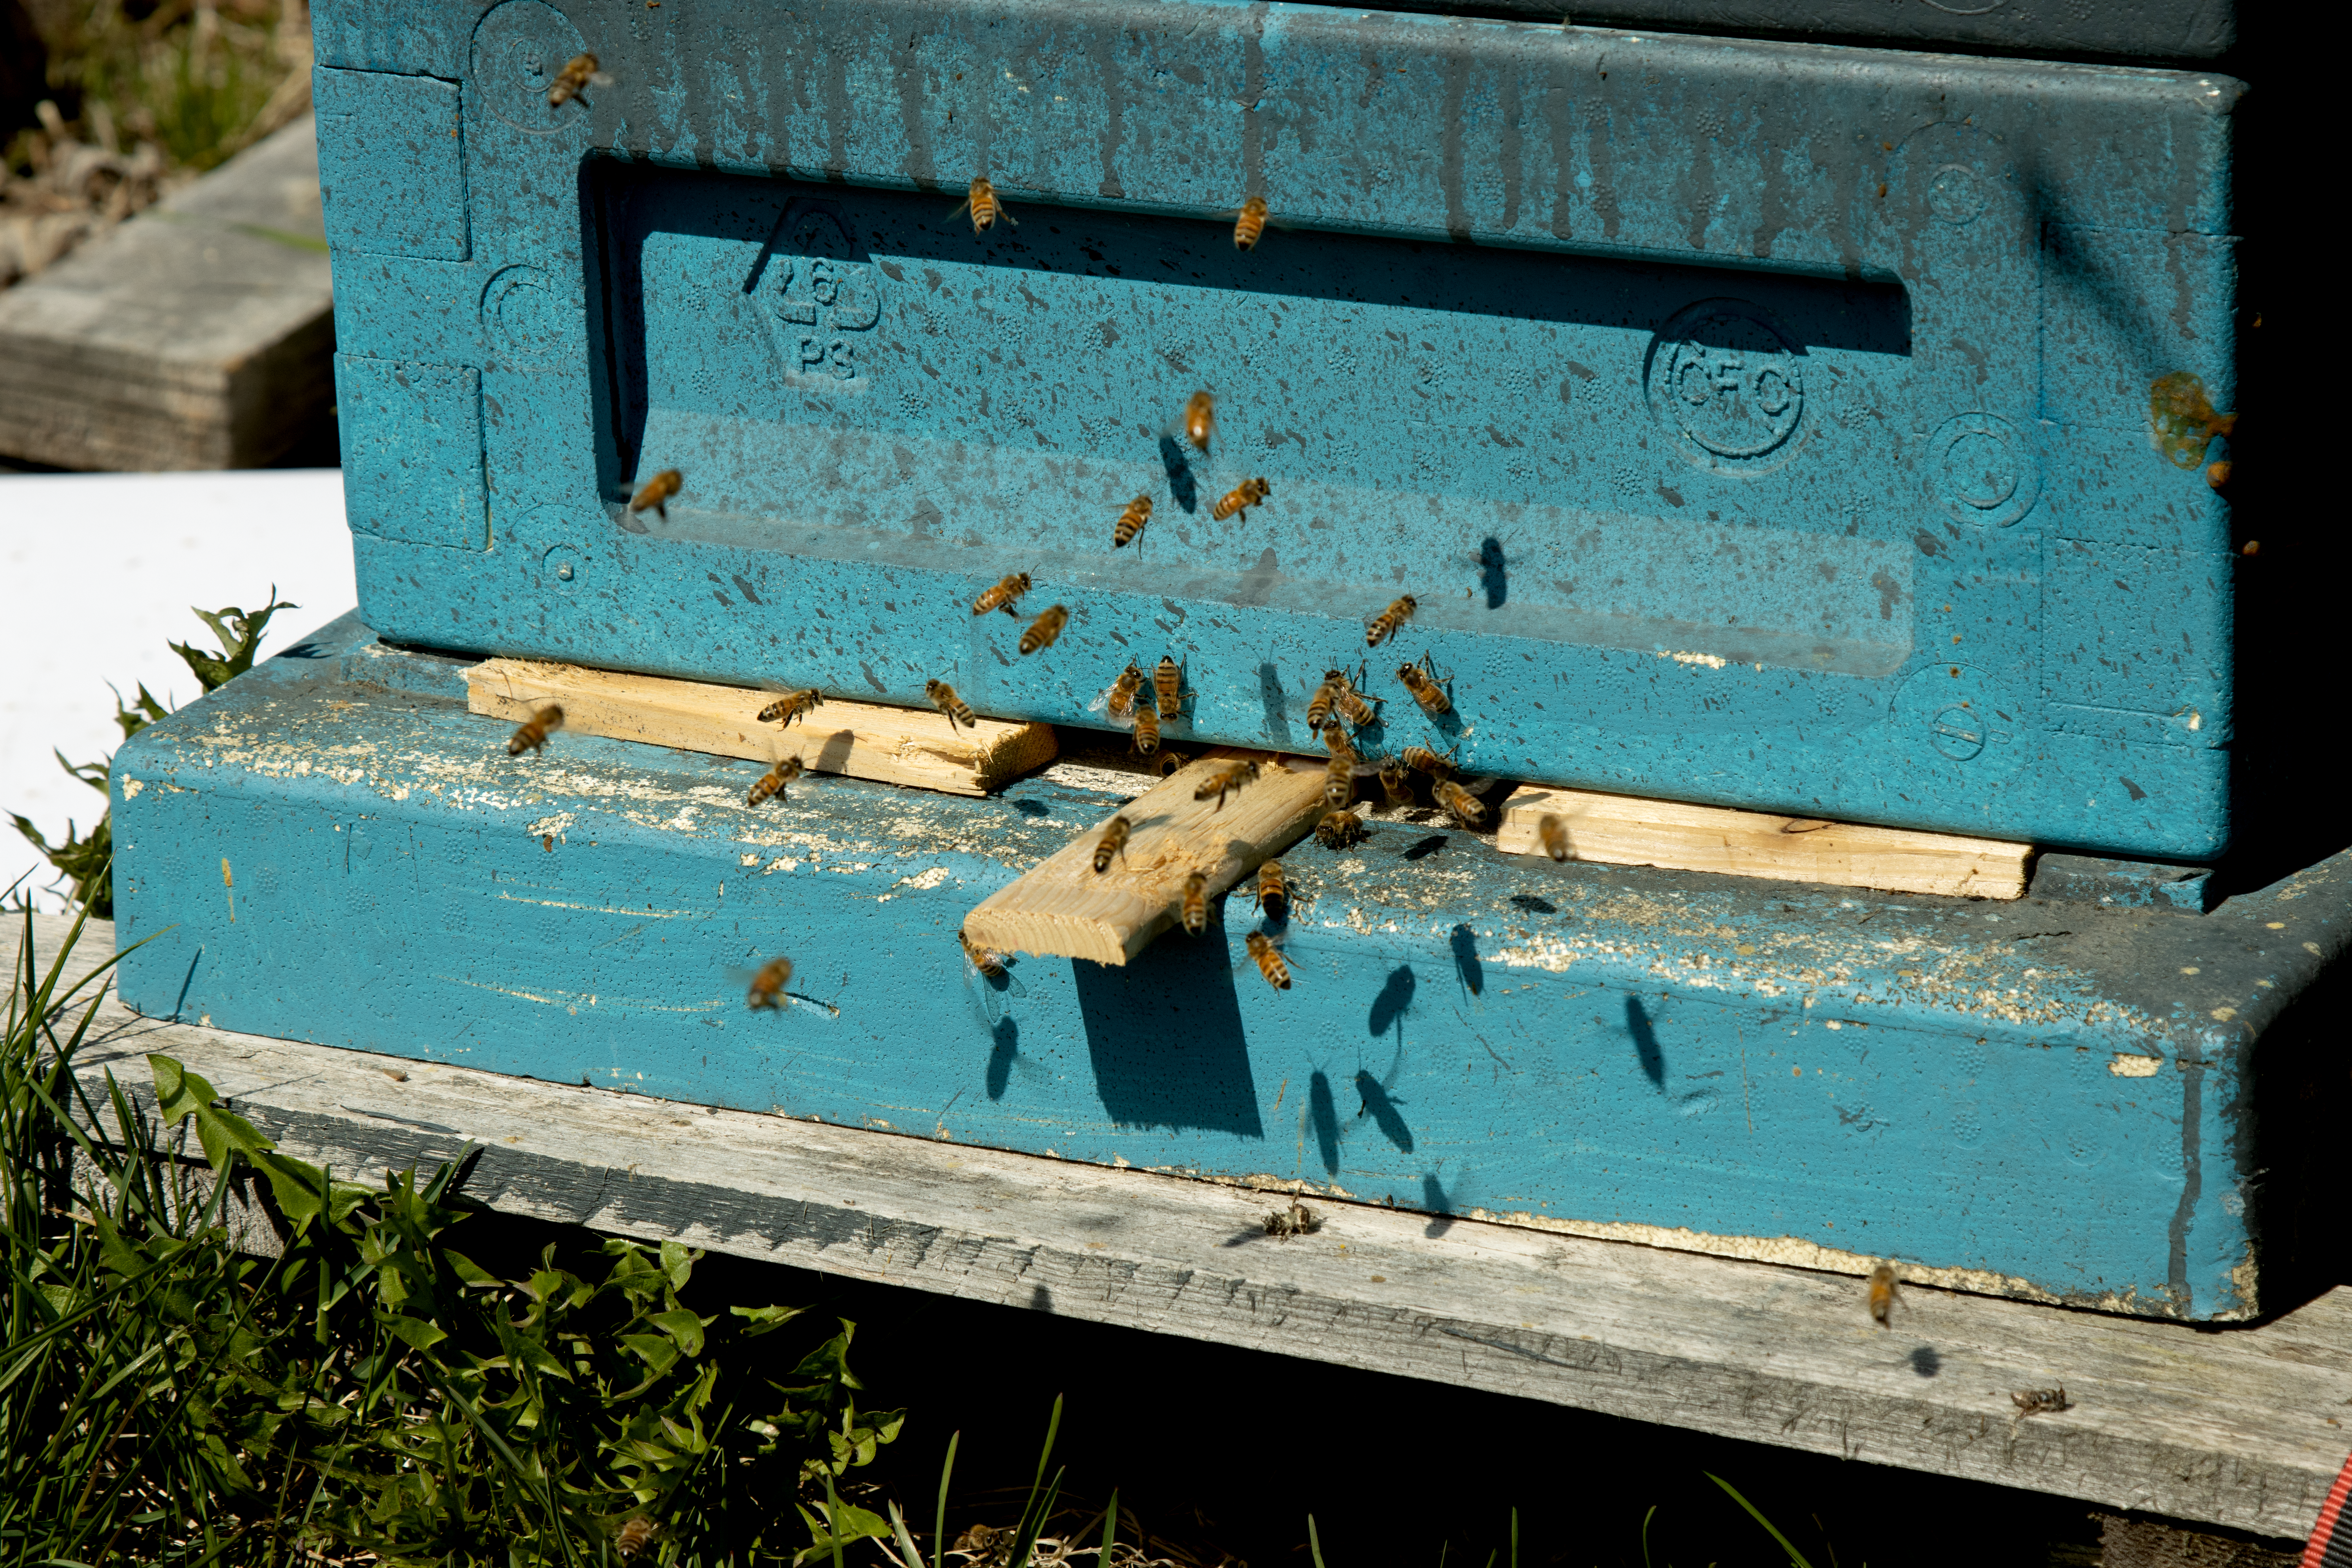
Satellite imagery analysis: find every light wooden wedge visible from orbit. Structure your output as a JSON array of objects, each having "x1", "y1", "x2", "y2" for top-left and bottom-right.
[
  {"x1": 964, "y1": 751, "x2": 1328, "y2": 964},
  {"x1": 1494, "y1": 785, "x2": 2031, "y2": 899},
  {"x1": 464, "y1": 658, "x2": 1056, "y2": 797}
]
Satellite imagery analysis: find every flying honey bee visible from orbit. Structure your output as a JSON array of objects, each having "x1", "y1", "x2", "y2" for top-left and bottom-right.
[
  {"x1": 1396, "y1": 653, "x2": 1451, "y2": 717},
  {"x1": 507, "y1": 704, "x2": 564, "y2": 756},
  {"x1": 1211, "y1": 477, "x2": 1271, "y2": 521},
  {"x1": 614, "y1": 1516, "x2": 658, "y2": 1559},
  {"x1": 745, "y1": 754, "x2": 804, "y2": 808},
  {"x1": 947, "y1": 175, "x2": 1017, "y2": 234},
  {"x1": 1376, "y1": 755, "x2": 1413, "y2": 810},
  {"x1": 1233, "y1": 195, "x2": 1270, "y2": 251},
  {"x1": 1434, "y1": 779, "x2": 1486, "y2": 827},
  {"x1": 1182, "y1": 391, "x2": 1215, "y2": 453},
  {"x1": 1365, "y1": 594, "x2": 1418, "y2": 648},
  {"x1": 1194, "y1": 758, "x2": 1261, "y2": 811},
  {"x1": 925, "y1": 678, "x2": 978, "y2": 729},
  {"x1": 1018, "y1": 604, "x2": 1068, "y2": 655},
  {"x1": 1132, "y1": 704, "x2": 1161, "y2": 755},
  {"x1": 758, "y1": 687, "x2": 822, "y2": 727},
  {"x1": 1867, "y1": 1261, "x2": 1899, "y2": 1329},
  {"x1": 1153, "y1": 656, "x2": 1184, "y2": 719},
  {"x1": 958, "y1": 929, "x2": 1018, "y2": 984},
  {"x1": 1113, "y1": 494, "x2": 1152, "y2": 548},
  {"x1": 1244, "y1": 930, "x2": 1291, "y2": 990},
  {"x1": 628, "y1": 468, "x2": 682, "y2": 520},
  {"x1": 972, "y1": 571, "x2": 1032, "y2": 617},
  {"x1": 1538, "y1": 812, "x2": 1573, "y2": 862},
  {"x1": 547, "y1": 52, "x2": 611, "y2": 107},
  {"x1": 1316, "y1": 808, "x2": 1366, "y2": 849},
  {"x1": 1093, "y1": 814, "x2": 1132, "y2": 874},
  {"x1": 1323, "y1": 750, "x2": 1357, "y2": 810},
  {"x1": 1401, "y1": 743, "x2": 1458, "y2": 782},
  {"x1": 1105, "y1": 661, "x2": 1145, "y2": 718},
  {"x1": 745, "y1": 957, "x2": 793, "y2": 1010},
  {"x1": 1179, "y1": 870, "x2": 1210, "y2": 935}
]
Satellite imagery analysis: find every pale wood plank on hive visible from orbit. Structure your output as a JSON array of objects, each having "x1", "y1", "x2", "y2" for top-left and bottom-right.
[
  {"x1": 32, "y1": 911, "x2": 2347, "y2": 1543},
  {"x1": 464, "y1": 658, "x2": 1056, "y2": 798},
  {"x1": 962, "y1": 750, "x2": 1327, "y2": 965},
  {"x1": 1494, "y1": 785, "x2": 2032, "y2": 899}
]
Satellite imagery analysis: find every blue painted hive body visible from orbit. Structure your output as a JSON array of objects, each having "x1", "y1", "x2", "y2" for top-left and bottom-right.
[{"x1": 314, "y1": 0, "x2": 2241, "y2": 860}]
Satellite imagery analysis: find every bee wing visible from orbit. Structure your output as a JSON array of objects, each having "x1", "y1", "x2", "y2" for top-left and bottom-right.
[
  {"x1": 940, "y1": 196, "x2": 974, "y2": 226},
  {"x1": 961, "y1": 953, "x2": 1026, "y2": 1026},
  {"x1": 589, "y1": 70, "x2": 614, "y2": 86}
]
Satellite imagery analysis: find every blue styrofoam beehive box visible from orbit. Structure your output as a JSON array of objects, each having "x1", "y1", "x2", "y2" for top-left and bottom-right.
[{"x1": 312, "y1": 0, "x2": 2244, "y2": 861}]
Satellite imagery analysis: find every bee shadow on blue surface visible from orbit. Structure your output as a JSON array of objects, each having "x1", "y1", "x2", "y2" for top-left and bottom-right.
[
  {"x1": 1307, "y1": 1069, "x2": 1341, "y2": 1174},
  {"x1": 1157, "y1": 436, "x2": 1200, "y2": 513},
  {"x1": 1421, "y1": 1169, "x2": 1457, "y2": 1238},
  {"x1": 1449, "y1": 924, "x2": 1483, "y2": 998},
  {"x1": 1075, "y1": 927, "x2": 1263, "y2": 1135},
  {"x1": 1478, "y1": 537, "x2": 1507, "y2": 609},
  {"x1": 1355, "y1": 1070, "x2": 1415, "y2": 1154},
  {"x1": 986, "y1": 1016, "x2": 1018, "y2": 1100},
  {"x1": 1626, "y1": 994, "x2": 1666, "y2": 1087}
]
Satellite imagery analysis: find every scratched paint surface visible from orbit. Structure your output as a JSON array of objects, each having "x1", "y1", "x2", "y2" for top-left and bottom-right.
[
  {"x1": 312, "y1": 0, "x2": 2239, "y2": 859},
  {"x1": 114, "y1": 618, "x2": 2346, "y2": 1319}
]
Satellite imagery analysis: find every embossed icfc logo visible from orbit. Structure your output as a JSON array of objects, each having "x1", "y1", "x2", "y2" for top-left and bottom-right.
[
  {"x1": 1644, "y1": 299, "x2": 1808, "y2": 475},
  {"x1": 749, "y1": 203, "x2": 882, "y2": 387}
]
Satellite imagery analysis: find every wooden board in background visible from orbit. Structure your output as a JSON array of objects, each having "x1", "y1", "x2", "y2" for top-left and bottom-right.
[
  {"x1": 1495, "y1": 785, "x2": 2033, "y2": 900},
  {"x1": 465, "y1": 658, "x2": 1057, "y2": 798}
]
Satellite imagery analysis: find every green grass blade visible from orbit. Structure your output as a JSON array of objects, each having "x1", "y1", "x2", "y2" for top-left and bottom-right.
[
  {"x1": 1101, "y1": 1487, "x2": 1119, "y2": 1562},
  {"x1": 1308, "y1": 1514, "x2": 1327, "y2": 1568},
  {"x1": 1705, "y1": 1473, "x2": 1816, "y2": 1568}
]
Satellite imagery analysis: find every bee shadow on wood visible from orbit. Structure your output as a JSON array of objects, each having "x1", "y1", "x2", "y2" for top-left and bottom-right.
[
  {"x1": 811, "y1": 728, "x2": 858, "y2": 773},
  {"x1": 1073, "y1": 927, "x2": 1263, "y2": 1136},
  {"x1": 1909, "y1": 1346, "x2": 1941, "y2": 1378},
  {"x1": 1420, "y1": 1168, "x2": 1459, "y2": 1238},
  {"x1": 1626, "y1": 994, "x2": 1666, "y2": 1088},
  {"x1": 1157, "y1": 435, "x2": 1199, "y2": 513}
]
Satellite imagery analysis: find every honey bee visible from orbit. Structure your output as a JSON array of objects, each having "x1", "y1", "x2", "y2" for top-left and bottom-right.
[
  {"x1": 1194, "y1": 758, "x2": 1261, "y2": 812},
  {"x1": 1105, "y1": 661, "x2": 1145, "y2": 718},
  {"x1": 1316, "y1": 808, "x2": 1366, "y2": 849},
  {"x1": 1401, "y1": 743, "x2": 1458, "y2": 782},
  {"x1": 1211, "y1": 477, "x2": 1271, "y2": 521},
  {"x1": 1263, "y1": 1198, "x2": 1320, "y2": 1238},
  {"x1": 1244, "y1": 930, "x2": 1292, "y2": 990},
  {"x1": 1233, "y1": 195, "x2": 1270, "y2": 251},
  {"x1": 628, "y1": 468, "x2": 682, "y2": 520},
  {"x1": 1132, "y1": 704, "x2": 1161, "y2": 755},
  {"x1": 972, "y1": 571, "x2": 1032, "y2": 617},
  {"x1": 1113, "y1": 494, "x2": 1152, "y2": 548},
  {"x1": 1018, "y1": 604, "x2": 1068, "y2": 655},
  {"x1": 758, "y1": 687, "x2": 822, "y2": 727},
  {"x1": 1182, "y1": 391, "x2": 1215, "y2": 453},
  {"x1": 1180, "y1": 870, "x2": 1211, "y2": 935},
  {"x1": 614, "y1": 1516, "x2": 658, "y2": 1559},
  {"x1": 2010, "y1": 1385, "x2": 2071, "y2": 1418},
  {"x1": 746, "y1": 755, "x2": 804, "y2": 808},
  {"x1": 925, "y1": 678, "x2": 978, "y2": 729},
  {"x1": 1434, "y1": 779, "x2": 1486, "y2": 827},
  {"x1": 547, "y1": 52, "x2": 611, "y2": 107},
  {"x1": 1867, "y1": 1261, "x2": 1899, "y2": 1329},
  {"x1": 1538, "y1": 813, "x2": 1573, "y2": 862},
  {"x1": 745, "y1": 957, "x2": 793, "y2": 1010},
  {"x1": 948, "y1": 175, "x2": 1017, "y2": 234},
  {"x1": 1305, "y1": 671, "x2": 1343, "y2": 734},
  {"x1": 506, "y1": 704, "x2": 564, "y2": 756},
  {"x1": 1396, "y1": 653, "x2": 1451, "y2": 717},
  {"x1": 1154, "y1": 656, "x2": 1184, "y2": 719},
  {"x1": 958, "y1": 929, "x2": 1017, "y2": 982},
  {"x1": 1254, "y1": 859, "x2": 1288, "y2": 919},
  {"x1": 1376, "y1": 755, "x2": 1413, "y2": 810},
  {"x1": 1331, "y1": 673, "x2": 1378, "y2": 732},
  {"x1": 1093, "y1": 814, "x2": 1132, "y2": 874},
  {"x1": 1365, "y1": 594, "x2": 1418, "y2": 648},
  {"x1": 1322, "y1": 739, "x2": 1360, "y2": 809}
]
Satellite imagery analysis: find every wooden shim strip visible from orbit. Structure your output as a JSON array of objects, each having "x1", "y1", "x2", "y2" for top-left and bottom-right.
[
  {"x1": 33, "y1": 910, "x2": 2350, "y2": 1543},
  {"x1": 465, "y1": 658, "x2": 1057, "y2": 798},
  {"x1": 963, "y1": 750, "x2": 1327, "y2": 964},
  {"x1": 1494, "y1": 785, "x2": 2033, "y2": 900}
]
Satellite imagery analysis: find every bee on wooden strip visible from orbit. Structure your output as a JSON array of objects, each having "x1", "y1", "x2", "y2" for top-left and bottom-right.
[
  {"x1": 547, "y1": 52, "x2": 610, "y2": 107},
  {"x1": 1105, "y1": 661, "x2": 1145, "y2": 719},
  {"x1": 1365, "y1": 594, "x2": 1418, "y2": 648},
  {"x1": 1264, "y1": 1198, "x2": 1320, "y2": 1238},
  {"x1": 758, "y1": 687, "x2": 822, "y2": 727},
  {"x1": 948, "y1": 175, "x2": 1017, "y2": 234},
  {"x1": 1113, "y1": 494, "x2": 1152, "y2": 548},
  {"x1": 2011, "y1": 1386, "x2": 2071, "y2": 1418},
  {"x1": 1152, "y1": 748, "x2": 1190, "y2": 777},
  {"x1": 507, "y1": 704, "x2": 564, "y2": 756},
  {"x1": 1194, "y1": 758, "x2": 1261, "y2": 812},
  {"x1": 1244, "y1": 931, "x2": 1291, "y2": 990},
  {"x1": 972, "y1": 571, "x2": 1032, "y2": 617},
  {"x1": 1401, "y1": 743, "x2": 1458, "y2": 782},
  {"x1": 1316, "y1": 808, "x2": 1366, "y2": 849},
  {"x1": 1018, "y1": 604, "x2": 1068, "y2": 655},
  {"x1": 745, "y1": 957, "x2": 793, "y2": 1010},
  {"x1": 1131, "y1": 704, "x2": 1161, "y2": 755},
  {"x1": 1434, "y1": 778, "x2": 1486, "y2": 827},
  {"x1": 628, "y1": 468, "x2": 682, "y2": 520},
  {"x1": 1867, "y1": 1261, "x2": 1899, "y2": 1329},
  {"x1": 1254, "y1": 859, "x2": 1289, "y2": 920},
  {"x1": 1397, "y1": 652, "x2": 1451, "y2": 717},
  {"x1": 1179, "y1": 870, "x2": 1210, "y2": 935},
  {"x1": 614, "y1": 1517, "x2": 658, "y2": 1559},
  {"x1": 925, "y1": 678, "x2": 978, "y2": 729},
  {"x1": 1376, "y1": 755, "x2": 1413, "y2": 811},
  {"x1": 1182, "y1": 391, "x2": 1215, "y2": 453},
  {"x1": 1233, "y1": 195, "x2": 1270, "y2": 251},
  {"x1": 1153, "y1": 655, "x2": 1184, "y2": 719},
  {"x1": 1211, "y1": 476, "x2": 1270, "y2": 521},
  {"x1": 746, "y1": 755, "x2": 803, "y2": 808},
  {"x1": 1538, "y1": 813, "x2": 1573, "y2": 862},
  {"x1": 1093, "y1": 815, "x2": 1132, "y2": 874}
]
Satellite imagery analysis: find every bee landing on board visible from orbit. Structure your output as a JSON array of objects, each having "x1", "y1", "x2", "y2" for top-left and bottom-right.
[
  {"x1": 1018, "y1": 604, "x2": 1069, "y2": 656},
  {"x1": 1243, "y1": 930, "x2": 1292, "y2": 990},
  {"x1": 758, "y1": 687, "x2": 822, "y2": 727},
  {"x1": 1181, "y1": 391, "x2": 1216, "y2": 453},
  {"x1": 1211, "y1": 477, "x2": 1271, "y2": 521},
  {"x1": 1102, "y1": 661, "x2": 1146, "y2": 719},
  {"x1": 1254, "y1": 859, "x2": 1289, "y2": 920},
  {"x1": 1401, "y1": 743, "x2": 1459, "y2": 783},
  {"x1": 1263, "y1": 1198, "x2": 1320, "y2": 1239},
  {"x1": 925, "y1": 679, "x2": 978, "y2": 729},
  {"x1": 947, "y1": 176, "x2": 1016, "y2": 234},
  {"x1": 1232, "y1": 195, "x2": 1270, "y2": 251},
  {"x1": 744, "y1": 957, "x2": 794, "y2": 1010},
  {"x1": 1397, "y1": 653, "x2": 1451, "y2": 717},
  {"x1": 1093, "y1": 814, "x2": 1132, "y2": 874},
  {"x1": 1194, "y1": 758, "x2": 1261, "y2": 811},
  {"x1": 1130, "y1": 704, "x2": 1161, "y2": 755},
  {"x1": 745, "y1": 755, "x2": 804, "y2": 808},
  {"x1": 546, "y1": 52, "x2": 611, "y2": 107},
  {"x1": 1316, "y1": 808, "x2": 1366, "y2": 850},
  {"x1": 1434, "y1": 778, "x2": 1487, "y2": 827},
  {"x1": 1179, "y1": 870, "x2": 1211, "y2": 935},
  {"x1": 506, "y1": 704, "x2": 564, "y2": 756},
  {"x1": 972, "y1": 571, "x2": 1032, "y2": 617},
  {"x1": 1866, "y1": 1261, "x2": 1899, "y2": 1329},
  {"x1": 1153, "y1": 656, "x2": 1185, "y2": 719},
  {"x1": 1538, "y1": 812, "x2": 1574, "y2": 862},
  {"x1": 1113, "y1": 494, "x2": 1152, "y2": 548},
  {"x1": 628, "y1": 468, "x2": 682, "y2": 520},
  {"x1": 1365, "y1": 594, "x2": 1418, "y2": 648}
]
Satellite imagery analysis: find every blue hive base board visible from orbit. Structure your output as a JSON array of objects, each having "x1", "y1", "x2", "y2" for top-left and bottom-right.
[{"x1": 113, "y1": 617, "x2": 2348, "y2": 1321}]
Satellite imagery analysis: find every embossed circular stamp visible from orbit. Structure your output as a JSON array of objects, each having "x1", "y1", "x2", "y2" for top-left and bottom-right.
[
  {"x1": 1643, "y1": 299, "x2": 1807, "y2": 475},
  {"x1": 482, "y1": 264, "x2": 564, "y2": 362},
  {"x1": 1928, "y1": 412, "x2": 2039, "y2": 527},
  {"x1": 1892, "y1": 662, "x2": 2024, "y2": 777},
  {"x1": 1925, "y1": 164, "x2": 1989, "y2": 226},
  {"x1": 471, "y1": 0, "x2": 592, "y2": 136}
]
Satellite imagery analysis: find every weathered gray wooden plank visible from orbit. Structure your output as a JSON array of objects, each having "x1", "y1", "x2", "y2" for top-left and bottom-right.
[
  {"x1": 0, "y1": 115, "x2": 332, "y2": 470},
  {"x1": 27, "y1": 913, "x2": 2345, "y2": 1542}
]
